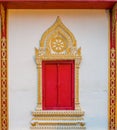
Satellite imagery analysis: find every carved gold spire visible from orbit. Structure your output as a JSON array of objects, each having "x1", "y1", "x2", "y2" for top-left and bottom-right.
[
  {"x1": 40, "y1": 16, "x2": 76, "y2": 50},
  {"x1": 35, "y1": 17, "x2": 81, "y2": 58}
]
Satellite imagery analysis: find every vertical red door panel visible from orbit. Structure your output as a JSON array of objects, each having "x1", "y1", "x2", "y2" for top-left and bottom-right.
[
  {"x1": 42, "y1": 60, "x2": 74, "y2": 110},
  {"x1": 58, "y1": 63, "x2": 74, "y2": 109},
  {"x1": 42, "y1": 63, "x2": 57, "y2": 110}
]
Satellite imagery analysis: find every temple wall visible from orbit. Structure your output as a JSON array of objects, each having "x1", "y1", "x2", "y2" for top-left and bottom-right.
[{"x1": 8, "y1": 9, "x2": 108, "y2": 130}]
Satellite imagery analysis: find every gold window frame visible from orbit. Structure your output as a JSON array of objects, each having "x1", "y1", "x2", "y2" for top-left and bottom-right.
[
  {"x1": 30, "y1": 17, "x2": 85, "y2": 129},
  {"x1": 34, "y1": 17, "x2": 82, "y2": 111},
  {"x1": 0, "y1": 2, "x2": 117, "y2": 130}
]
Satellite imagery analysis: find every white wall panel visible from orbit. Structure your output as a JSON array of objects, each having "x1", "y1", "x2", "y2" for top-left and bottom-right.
[{"x1": 8, "y1": 9, "x2": 109, "y2": 130}]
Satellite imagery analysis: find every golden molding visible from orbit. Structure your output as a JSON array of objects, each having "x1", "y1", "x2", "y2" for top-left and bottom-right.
[
  {"x1": 32, "y1": 116, "x2": 84, "y2": 120},
  {"x1": 0, "y1": 4, "x2": 8, "y2": 130},
  {"x1": 32, "y1": 110, "x2": 84, "y2": 117},
  {"x1": 108, "y1": 3, "x2": 117, "y2": 130},
  {"x1": 35, "y1": 17, "x2": 82, "y2": 110},
  {"x1": 31, "y1": 126, "x2": 86, "y2": 130}
]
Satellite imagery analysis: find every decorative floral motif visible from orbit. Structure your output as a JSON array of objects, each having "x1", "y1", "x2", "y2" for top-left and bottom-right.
[{"x1": 51, "y1": 37, "x2": 67, "y2": 52}]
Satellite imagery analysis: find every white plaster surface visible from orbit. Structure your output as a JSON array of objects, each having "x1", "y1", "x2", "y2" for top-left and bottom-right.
[{"x1": 8, "y1": 9, "x2": 108, "y2": 130}]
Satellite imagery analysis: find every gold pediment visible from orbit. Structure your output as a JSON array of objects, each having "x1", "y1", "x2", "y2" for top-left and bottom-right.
[{"x1": 35, "y1": 17, "x2": 81, "y2": 58}]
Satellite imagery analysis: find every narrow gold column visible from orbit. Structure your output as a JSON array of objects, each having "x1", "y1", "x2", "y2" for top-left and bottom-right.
[
  {"x1": 36, "y1": 59, "x2": 42, "y2": 110},
  {"x1": 75, "y1": 58, "x2": 80, "y2": 110}
]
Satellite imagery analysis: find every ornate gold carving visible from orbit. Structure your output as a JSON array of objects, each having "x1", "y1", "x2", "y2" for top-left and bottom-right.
[
  {"x1": 35, "y1": 17, "x2": 82, "y2": 110},
  {"x1": 51, "y1": 36, "x2": 67, "y2": 52},
  {"x1": 0, "y1": 4, "x2": 8, "y2": 130},
  {"x1": 108, "y1": 3, "x2": 117, "y2": 130},
  {"x1": 31, "y1": 125, "x2": 86, "y2": 130},
  {"x1": 32, "y1": 110, "x2": 84, "y2": 117},
  {"x1": 109, "y1": 48, "x2": 116, "y2": 130},
  {"x1": 32, "y1": 116, "x2": 84, "y2": 120},
  {"x1": 40, "y1": 16, "x2": 76, "y2": 48},
  {"x1": 32, "y1": 121, "x2": 84, "y2": 125},
  {"x1": 31, "y1": 17, "x2": 85, "y2": 129}
]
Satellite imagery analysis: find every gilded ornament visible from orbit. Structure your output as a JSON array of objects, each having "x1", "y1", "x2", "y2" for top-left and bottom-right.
[
  {"x1": 51, "y1": 36, "x2": 67, "y2": 52},
  {"x1": 0, "y1": 4, "x2": 8, "y2": 130},
  {"x1": 31, "y1": 17, "x2": 85, "y2": 130}
]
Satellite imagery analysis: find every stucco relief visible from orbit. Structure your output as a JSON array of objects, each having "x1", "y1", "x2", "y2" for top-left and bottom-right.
[{"x1": 31, "y1": 17, "x2": 85, "y2": 130}]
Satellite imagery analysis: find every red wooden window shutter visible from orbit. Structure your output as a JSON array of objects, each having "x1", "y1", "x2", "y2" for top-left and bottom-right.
[{"x1": 42, "y1": 60, "x2": 74, "y2": 110}]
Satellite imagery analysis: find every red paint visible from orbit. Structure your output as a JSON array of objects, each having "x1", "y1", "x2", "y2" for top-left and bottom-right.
[
  {"x1": 43, "y1": 63, "x2": 58, "y2": 108},
  {"x1": 42, "y1": 60, "x2": 74, "y2": 110},
  {"x1": 1, "y1": 0, "x2": 116, "y2": 9}
]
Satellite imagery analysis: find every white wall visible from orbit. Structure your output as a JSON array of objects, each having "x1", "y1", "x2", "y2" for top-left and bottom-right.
[{"x1": 8, "y1": 9, "x2": 109, "y2": 130}]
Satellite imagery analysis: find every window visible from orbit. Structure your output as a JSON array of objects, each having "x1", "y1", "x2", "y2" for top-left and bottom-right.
[{"x1": 42, "y1": 60, "x2": 75, "y2": 110}]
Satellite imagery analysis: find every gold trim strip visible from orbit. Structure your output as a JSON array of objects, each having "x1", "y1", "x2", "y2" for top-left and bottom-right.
[
  {"x1": 109, "y1": 3, "x2": 117, "y2": 130},
  {"x1": 32, "y1": 116, "x2": 84, "y2": 120},
  {"x1": 0, "y1": 4, "x2": 8, "y2": 130}
]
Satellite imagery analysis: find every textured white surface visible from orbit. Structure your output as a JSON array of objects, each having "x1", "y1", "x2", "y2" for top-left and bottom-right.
[{"x1": 8, "y1": 9, "x2": 108, "y2": 130}]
